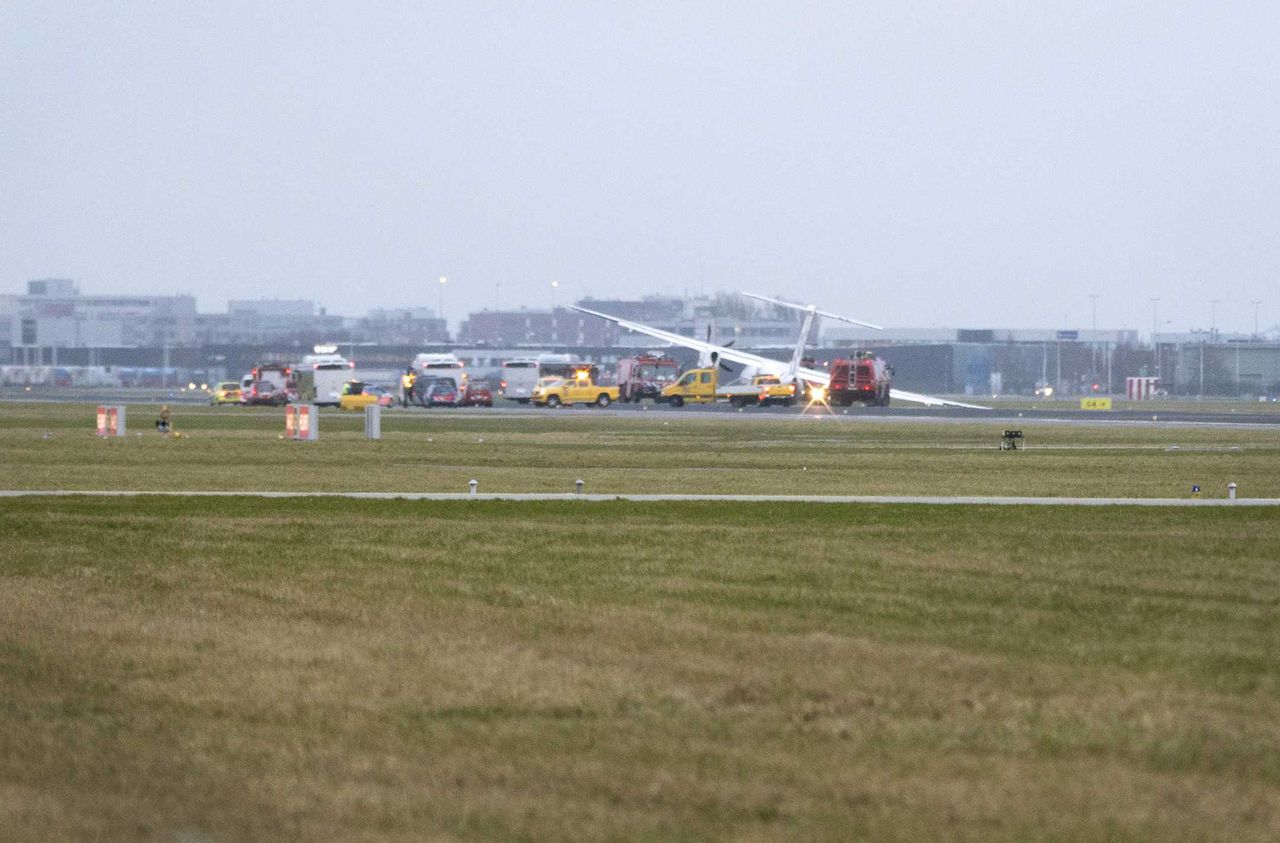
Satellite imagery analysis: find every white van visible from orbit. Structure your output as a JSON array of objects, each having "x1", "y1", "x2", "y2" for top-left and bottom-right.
[
  {"x1": 412, "y1": 353, "x2": 467, "y2": 400},
  {"x1": 499, "y1": 358, "x2": 540, "y2": 403},
  {"x1": 300, "y1": 352, "x2": 353, "y2": 406}
]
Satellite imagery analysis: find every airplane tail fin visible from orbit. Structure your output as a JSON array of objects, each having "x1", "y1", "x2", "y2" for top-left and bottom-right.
[{"x1": 787, "y1": 311, "x2": 818, "y2": 382}]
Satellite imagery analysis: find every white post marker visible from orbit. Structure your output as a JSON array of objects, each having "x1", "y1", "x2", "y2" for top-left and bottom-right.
[
  {"x1": 575, "y1": 479, "x2": 584, "y2": 495},
  {"x1": 365, "y1": 404, "x2": 381, "y2": 440},
  {"x1": 96, "y1": 405, "x2": 126, "y2": 437},
  {"x1": 469, "y1": 479, "x2": 478, "y2": 495},
  {"x1": 1228, "y1": 482, "x2": 1238, "y2": 501},
  {"x1": 298, "y1": 405, "x2": 318, "y2": 441},
  {"x1": 285, "y1": 405, "x2": 319, "y2": 441}
]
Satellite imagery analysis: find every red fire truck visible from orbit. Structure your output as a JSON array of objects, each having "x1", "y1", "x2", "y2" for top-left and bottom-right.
[
  {"x1": 826, "y1": 352, "x2": 892, "y2": 406},
  {"x1": 616, "y1": 354, "x2": 681, "y2": 402}
]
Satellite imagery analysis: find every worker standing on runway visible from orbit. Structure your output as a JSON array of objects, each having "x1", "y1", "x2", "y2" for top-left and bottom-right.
[{"x1": 400, "y1": 368, "x2": 416, "y2": 407}]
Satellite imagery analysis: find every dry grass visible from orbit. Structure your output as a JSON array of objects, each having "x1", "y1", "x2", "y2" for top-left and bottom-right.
[{"x1": 2, "y1": 497, "x2": 1279, "y2": 840}]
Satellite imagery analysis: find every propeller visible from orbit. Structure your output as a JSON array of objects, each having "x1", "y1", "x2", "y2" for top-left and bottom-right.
[{"x1": 703, "y1": 325, "x2": 734, "y2": 371}]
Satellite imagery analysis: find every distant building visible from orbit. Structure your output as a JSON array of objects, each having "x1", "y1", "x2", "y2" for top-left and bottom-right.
[
  {"x1": 467, "y1": 293, "x2": 819, "y2": 348},
  {"x1": 458, "y1": 307, "x2": 617, "y2": 346},
  {"x1": 599, "y1": 294, "x2": 819, "y2": 348},
  {"x1": 352, "y1": 307, "x2": 448, "y2": 344},
  {"x1": 822, "y1": 326, "x2": 1142, "y2": 347},
  {"x1": 196, "y1": 298, "x2": 348, "y2": 345},
  {"x1": 1, "y1": 279, "x2": 197, "y2": 358}
]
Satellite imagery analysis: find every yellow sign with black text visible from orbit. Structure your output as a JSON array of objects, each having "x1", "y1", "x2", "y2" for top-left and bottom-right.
[{"x1": 1080, "y1": 397, "x2": 1112, "y2": 410}]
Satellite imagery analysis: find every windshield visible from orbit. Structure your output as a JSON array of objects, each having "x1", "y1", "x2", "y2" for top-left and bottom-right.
[{"x1": 637, "y1": 364, "x2": 679, "y2": 381}]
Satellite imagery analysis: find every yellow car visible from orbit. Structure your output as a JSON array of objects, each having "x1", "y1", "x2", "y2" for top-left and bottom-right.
[
  {"x1": 338, "y1": 380, "x2": 381, "y2": 411},
  {"x1": 209, "y1": 381, "x2": 242, "y2": 405}
]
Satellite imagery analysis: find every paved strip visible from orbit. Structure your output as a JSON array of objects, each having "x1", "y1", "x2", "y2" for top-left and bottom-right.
[{"x1": 2, "y1": 490, "x2": 1277, "y2": 506}]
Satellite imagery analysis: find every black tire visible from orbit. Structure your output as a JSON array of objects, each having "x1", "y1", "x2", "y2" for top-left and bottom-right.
[
  {"x1": 596, "y1": 394, "x2": 611, "y2": 407},
  {"x1": 729, "y1": 396, "x2": 746, "y2": 409},
  {"x1": 546, "y1": 395, "x2": 561, "y2": 408},
  {"x1": 783, "y1": 398, "x2": 795, "y2": 407},
  {"x1": 669, "y1": 395, "x2": 684, "y2": 408}
]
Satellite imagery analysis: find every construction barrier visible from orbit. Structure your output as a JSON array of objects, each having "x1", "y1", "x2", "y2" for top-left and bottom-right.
[
  {"x1": 285, "y1": 404, "x2": 318, "y2": 441},
  {"x1": 95, "y1": 405, "x2": 126, "y2": 437},
  {"x1": 1126, "y1": 376, "x2": 1159, "y2": 400}
]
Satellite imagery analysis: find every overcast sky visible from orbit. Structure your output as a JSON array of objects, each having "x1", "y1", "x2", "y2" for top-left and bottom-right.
[{"x1": 2, "y1": 2, "x2": 1277, "y2": 334}]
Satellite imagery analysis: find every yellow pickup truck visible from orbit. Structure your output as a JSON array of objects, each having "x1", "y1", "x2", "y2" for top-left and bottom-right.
[
  {"x1": 531, "y1": 374, "x2": 620, "y2": 408},
  {"x1": 660, "y1": 368, "x2": 798, "y2": 408},
  {"x1": 337, "y1": 380, "x2": 385, "y2": 411}
]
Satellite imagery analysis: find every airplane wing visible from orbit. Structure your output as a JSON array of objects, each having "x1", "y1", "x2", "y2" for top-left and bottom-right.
[
  {"x1": 888, "y1": 388, "x2": 990, "y2": 410},
  {"x1": 569, "y1": 306, "x2": 792, "y2": 373},
  {"x1": 741, "y1": 292, "x2": 884, "y2": 331},
  {"x1": 794, "y1": 365, "x2": 990, "y2": 409},
  {"x1": 573, "y1": 305, "x2": 990, "y2": 410}
]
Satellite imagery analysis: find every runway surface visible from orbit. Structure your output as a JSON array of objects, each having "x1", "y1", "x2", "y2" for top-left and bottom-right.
[
  {"x1": 5, "y1": 389, "x2": 1280, "y2": 427},
  {"x1": 3, "y1": 490, "x2": 1276, "y2": 506}
]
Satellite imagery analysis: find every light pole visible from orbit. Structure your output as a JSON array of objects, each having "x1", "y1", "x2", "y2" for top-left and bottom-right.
[
  {"x1": 1209, "y1": 298, "x2": 1220, "y2": 339},
  {"x1": 550, "y1": 279, "x2": 559, "y2": 310},
  {"x1": 1150, "y1": 296, "x2": 1161, "y2": 379},
  {"x1": 1088, "y1": 293, "x2": 1100, "y2": 382},
  {"x1": 438, "y1": 276, "x2": 447, "y2": 340},
  {"x1": 1251, "y1": 300, "x2": 1262, "y2": 338}
]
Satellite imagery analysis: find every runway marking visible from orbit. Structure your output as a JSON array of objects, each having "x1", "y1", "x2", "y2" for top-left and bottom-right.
[{"x1": 2, "y1": 490, "x2": 1277, "y2": 506}]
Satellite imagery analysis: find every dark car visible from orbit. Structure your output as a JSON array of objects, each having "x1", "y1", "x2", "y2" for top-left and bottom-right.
[
  {"x1": 423, "y1": 379, "x2": 459, "y2": 407},
  {"x1": 459, "y1": 382, "x2": 493, "y2": 407},
  {"x1": 241, "y1": 380, "x2": 288, "y2": 406}
]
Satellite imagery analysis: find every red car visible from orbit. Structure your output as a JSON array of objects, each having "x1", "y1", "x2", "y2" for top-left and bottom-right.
[
  {"x1": 423, "y1": 379, "x2": 460, "y2": 407},
  {"x1": 240, "y1": 380, "x2": 289, "y2": 406},
  {"x1": 459, "y1": 382, "x2": 493, "y2": 407}
]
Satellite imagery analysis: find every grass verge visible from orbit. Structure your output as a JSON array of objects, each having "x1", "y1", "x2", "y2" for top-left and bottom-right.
[
  {"x1": 2, "y1": 402, "x2": 1278, "y2": 497},
  {"x1": 2, "y1": 497, "x2": 1278, "y2": 839}
]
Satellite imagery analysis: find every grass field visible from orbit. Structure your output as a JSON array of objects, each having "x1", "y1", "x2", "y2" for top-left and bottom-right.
[
  {"x1": 2, "y1": 401, "x2": 1278, "y2": 498},
  {"x1": 2, "y1": 402, "x2": 1279, "y2": 839}
]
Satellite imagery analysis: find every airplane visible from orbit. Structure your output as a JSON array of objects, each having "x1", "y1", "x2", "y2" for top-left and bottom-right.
[{"x1": 570, "y1": 293, "x2": 989, "y2": 410}]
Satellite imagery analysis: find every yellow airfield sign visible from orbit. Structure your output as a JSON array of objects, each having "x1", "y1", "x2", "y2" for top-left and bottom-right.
[{"x1": 1080, "y1": 397, "x2": 1112, "y2": 410}]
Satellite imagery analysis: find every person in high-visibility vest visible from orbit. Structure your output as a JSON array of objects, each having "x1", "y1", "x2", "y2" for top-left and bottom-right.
[{"x1": 400, "y1": 368, "x2": 416, "y2": 407}]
